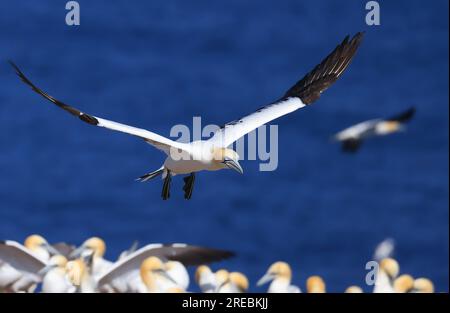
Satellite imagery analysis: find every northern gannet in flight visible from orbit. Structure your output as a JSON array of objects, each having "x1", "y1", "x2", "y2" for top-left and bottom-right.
[
  {"x1": 333, "y1": 107, "x2": 415, "y2": 152},
  {"x1": 10, "y1": 32, "x2": 363, "y2": 199}
]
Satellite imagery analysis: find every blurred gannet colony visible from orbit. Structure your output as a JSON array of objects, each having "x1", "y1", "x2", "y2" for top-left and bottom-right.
[{"x1": 0, "y1": 235, "x2": 436, "y2": 293}]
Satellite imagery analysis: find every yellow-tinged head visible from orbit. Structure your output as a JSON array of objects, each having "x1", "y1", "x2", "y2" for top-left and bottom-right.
[
  {"x1": 413, "y1": 278, "x2": 434, "y2": 293},
  {"x1": 393, "y1": 274, "x2": 415, "y2": 293},
  {"x1": 377, "y1": 121, "x2": 403, "y2": 134},
  {"x1": 24, "y1": 234, "x2": 48, "y2": 250},
  {"x1": 345, "y1": 286, "x2": 363, "y2": 293},
  {"x1": 215, "y1": 269, "x2": 230, "y2": 285},
  {"x1": 212, "y1": 148, "x2": 243, "y2": 174},
  {"x1": 49, "y1": 255, "x2": 68, "y2": 268},
  {"x1": 267, "y1": 261, "x2": 292, "y2": 279},
  {"x1": 229, "y1": 272, "x2": 249, "y2": 292},
  {"x1": 66, "y1": 259, "x2": 86, "y2": 286},
  {"x1": 380, "y1": 258, "x2": 400, "y2": 280},
  {"x1": 195, "y1": 265, "x2": 212, "y2": 284},
  {"x1": 258, "y1": 261, "x2": 293, "y2": 287},
  {"x1": 306, "y1": 275, "x2": 326, "y2": 293},
  {"x1": 82, "y1": 237, "x2": 106, "y2": 258}
]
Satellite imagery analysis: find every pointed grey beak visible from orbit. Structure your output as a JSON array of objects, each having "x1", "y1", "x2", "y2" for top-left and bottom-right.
[
  {"x1": 223, "y1": 157, "x2": 243, "y2": 174},
  {"x1": 257, "y1": 273, "x2": 275, "y2": 286},
  {"x1": 157, "y1": 269, "x2": 178, "y2": 285},
  {"x1": 69, "y1": 245, "x2": 86, "y2": 259},
  {"x1": 37, "y1": 264, "x2": 57, "y2": 276},
  {"x1": 42, "y1": 243, "x2": 62, "y2": 256}
]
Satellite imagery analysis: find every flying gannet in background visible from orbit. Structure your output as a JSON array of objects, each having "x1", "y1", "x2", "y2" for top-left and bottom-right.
[
  {"x1": 10, "y1": 32, "x2": 363, "y2": 200},
  {"x1": 332, "y1": 107, "x2": 415, "y2": 152}
]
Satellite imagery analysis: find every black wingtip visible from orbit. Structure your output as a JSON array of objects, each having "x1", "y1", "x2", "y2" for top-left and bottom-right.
[
  {"x1": 386, "y1": 107, "x2": 416, "y2": 123},
  {"x1": 283, "y1": 32, "x2": 364, "y2": 104}
]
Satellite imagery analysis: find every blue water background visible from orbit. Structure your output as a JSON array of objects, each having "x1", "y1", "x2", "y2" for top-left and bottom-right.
[{"x1": 0, "y1": 0, "x2": 448, "y2": 292}]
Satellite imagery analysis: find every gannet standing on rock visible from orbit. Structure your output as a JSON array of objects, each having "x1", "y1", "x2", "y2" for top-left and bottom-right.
[
  {"x1": 257, "y1": 261, "x2": 300, "y2": 293},
  {"x1": 69, "y1": 237, "x2": 112, "y2": 279},
  {"x1": 0, "y1": 235, "x2": 60, "y2": 292},
  {"x1": 333, "y1": 107, "x2": 415, "y2": 152},
  {"x1": 40, "y1": 255, "x2": 75, "y2": 293},
  {"x1": 215, "y1": 270, "x2": 249, "y2": 293},
  {"x1": 195, "y1": 265, "x2": 217, "y2": 293},
  {"x1": 373, "y1": 258, "x2": 399, "y2": 293},
  {"x1": 139, "y1": 257, "x2": 180, "y2": 293},
  {"x1": 10, "y1": 32, "x2": 363, "y2": 200}
]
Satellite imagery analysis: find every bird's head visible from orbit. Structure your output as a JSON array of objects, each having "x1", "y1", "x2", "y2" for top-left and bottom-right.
[
  {"x1": 413, "y1": 278, "x2": 434, "y2": 293},
  {"x1": 70, "y1": 237, "x2": 106, "y2": 259},
  {"x1": 257, "y1": 261, "x2": 292, "y2": 286},
  {"x1": 229, "y1": 272, "x2": 249, "y2": 292},
  {"x1": 379, "y1": 258, "x2": 399, "y2": 281},
  {"x1": 376, "y1": 121, "x2": 405, "y2": 135},
  {"x1": 212, "y1": 148, "x2": 243, "y2": 174},
  {"x1": 306, "y1": 275, "x2": 326, "y2": 293},
  {"x1": 195, "y1": 265, "x2": 212, "y2": 284},
  {"x1": 24, "y1": 234, "x2": 60, "y2": 256},
  {"x1": 140, "y1": 257, "x2": 177, "y2": 288},
  {"x1": 393, "y1": 274, "x2": 415, "y2": 293}
]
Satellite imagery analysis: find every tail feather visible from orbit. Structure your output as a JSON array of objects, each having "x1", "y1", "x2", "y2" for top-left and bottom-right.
[{"x1": 136, "y1": 167, "x2": 164, "y2": 182}]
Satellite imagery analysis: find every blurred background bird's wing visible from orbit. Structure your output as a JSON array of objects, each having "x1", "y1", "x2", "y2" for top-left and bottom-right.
[
  {"x1": 9, "y1": 62, "x2": 190, "y2": 155},
  {"x1": 0, "y1": 240, "x2": 47, "y2": 273},
  {"x1": 51, "y1": 242, "x2": 76, "y2": 258},
  {"x1": 385, "y1": 107, "x2": 416, "y2": 123},
  {"x1": 97, "y1": 243, "x2": 234, "y2": 286},
  {"x1": 210, "y1": 32, "x2": 364, "y2": 147}
]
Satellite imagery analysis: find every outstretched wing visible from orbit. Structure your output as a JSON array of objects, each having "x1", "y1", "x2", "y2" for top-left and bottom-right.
[
  {"x1": 210, "y1": 32, "x2": 364, "y2": 147},
  {"x1": 9, "y1": 62, "x2": 189, "y2": 155},
  {"x1": 97, "y1": 243, "x2": 234, "y2": 287},
  {"x1": 0, "y1": 240, "x2": 47, "y2": 273},
  {"x1": 385, "y1": 107, "x2": 416, "y2": 123}
]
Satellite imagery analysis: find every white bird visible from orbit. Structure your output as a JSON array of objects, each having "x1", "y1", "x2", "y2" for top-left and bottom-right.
[
  {"x1": 10, "y1": 32, "x2": 363, "y2": 200},
  {"x1": 373, "y1": 258, "x2": 399, "y2": 293},
  {"x1": 215, "y1": 270, "x2": 249, "y2": 293},
  {"x1": 139, "y1": 257, "x2": 179, "y2": 292},
  {"x1": 40, "y1": 255, "x2": 75, "y2": 293},
  {"x1": 332, "y1": 107, "x2": 415, "y2": 152},
  {"x1": 195, "y1": 265, "x2": 217, "y2": 292},
  {"x1": 165, "y1": 260, "x2": 189, "y2": 291},
  {"x1": 0, "y1": 235, "x2": 60, "y2": 292},
  {"x1": 95, "y1": 243, "x2": 233, "y2": 293},
  {"x1": 257, "y1": 261, "x2": 301, "y2": 293},
  {"x1": 69, "y1": 237, "x2": 113, "y2": 279}
]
